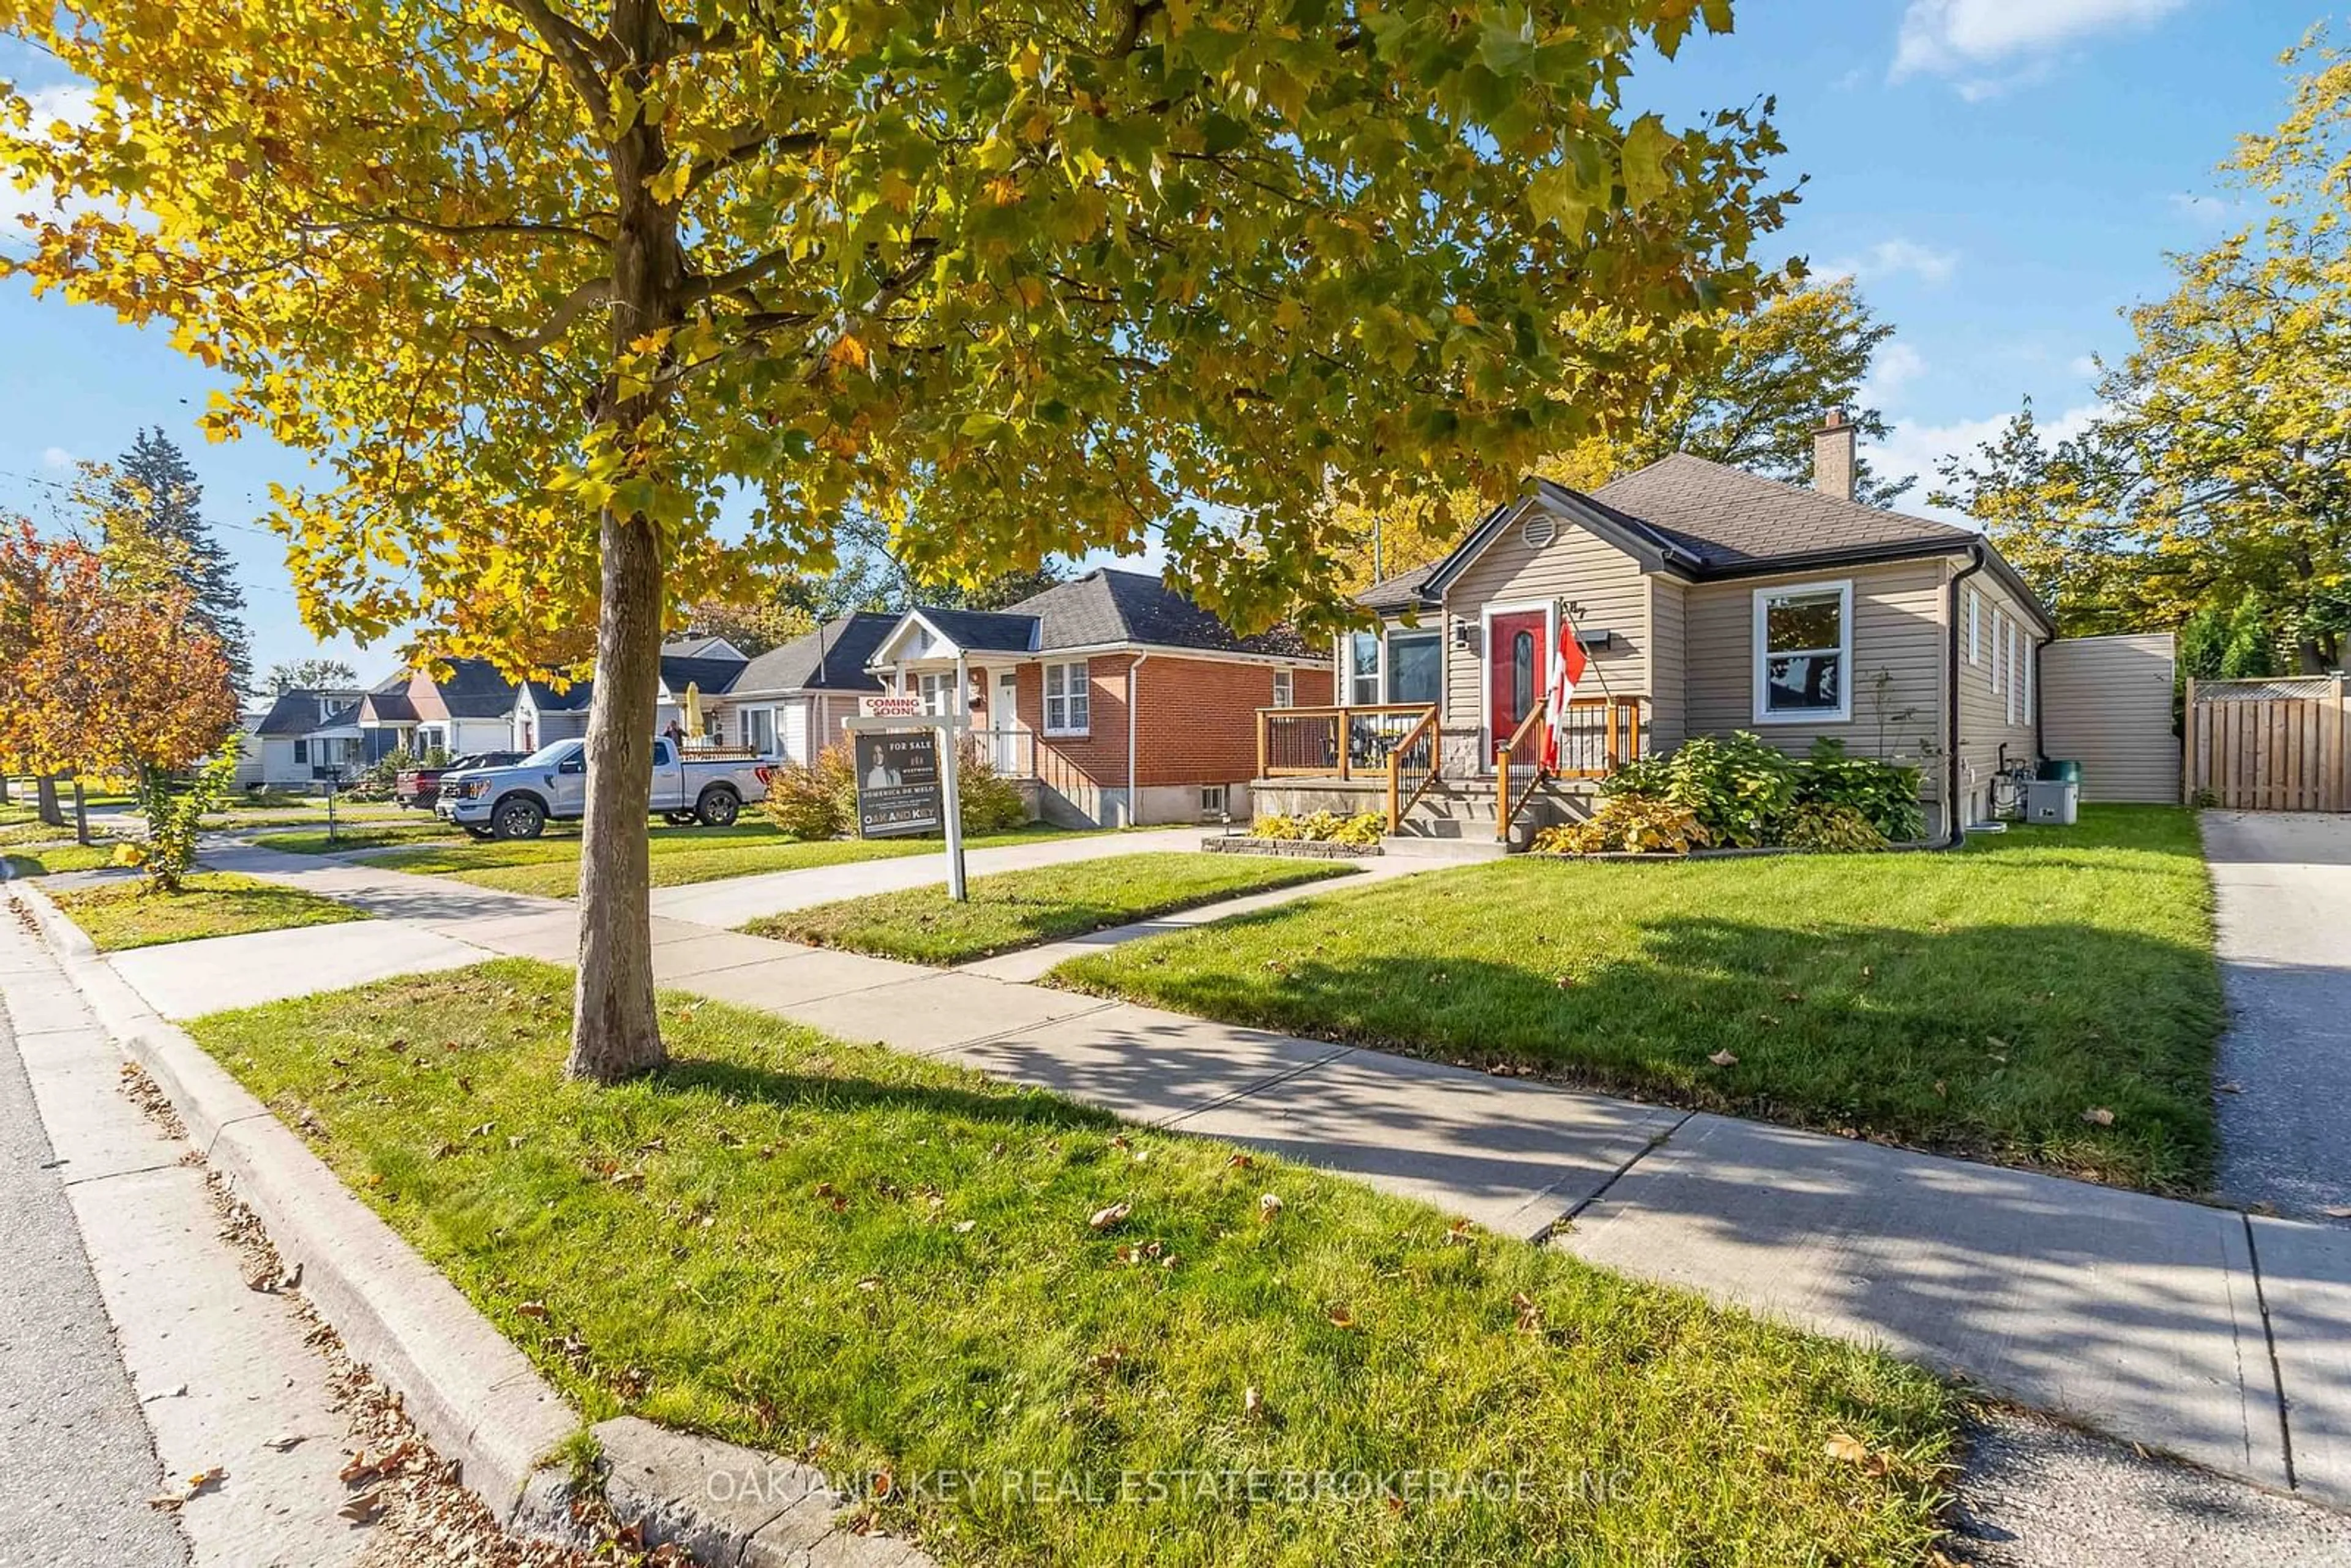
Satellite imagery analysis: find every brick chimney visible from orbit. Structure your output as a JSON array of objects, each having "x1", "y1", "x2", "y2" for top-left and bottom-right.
[{"x1": 1813, "y1": 409, "x2": 1856, "y2": 503}]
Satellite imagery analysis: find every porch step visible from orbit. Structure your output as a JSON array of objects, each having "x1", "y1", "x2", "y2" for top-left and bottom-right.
[{"x1": 1381, "y1": 833, "x2": 1509, "y2": 862}]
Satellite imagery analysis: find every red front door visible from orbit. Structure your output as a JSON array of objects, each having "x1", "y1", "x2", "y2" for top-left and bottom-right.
[{"x1": 1488, "y1": 610, "x2": 1546, "y2": 765}]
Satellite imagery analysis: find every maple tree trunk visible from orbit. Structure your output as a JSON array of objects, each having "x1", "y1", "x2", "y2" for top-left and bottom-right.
[
  {"x1": 565, "y1": 3, "x2": 675, "y2": 1084},
  {"x1": 34, "y1": 775, "x2": 64, "y2": 828},
  {"x1": 566, "y1": 503, "x2": 666, "y2": 1082}
]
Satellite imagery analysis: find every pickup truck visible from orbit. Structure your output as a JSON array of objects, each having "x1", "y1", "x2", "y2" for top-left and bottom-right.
[
  {"x1": 435, "y1": 738, "x2": 776, "y2": 840},
  {"x1": 396, "y1": 751, "x2": 523, "y2": 809}
]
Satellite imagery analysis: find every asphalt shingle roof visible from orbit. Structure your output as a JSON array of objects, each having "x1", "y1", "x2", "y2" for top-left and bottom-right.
[
  {"x1": 659, "y1": 654, "x2": 748, "y2": 697},
  {"x1": 728, "y1": 612, "x2": 896, "y2": 695},
  {"x1": 253, "y1": 689, "x2": 365, "y2": 736},
  {"x1": 1589, "y1": 452, "x2": 1969, "y2": 569},
  {"x1": 1359, "y1": 452, "x2": 1986, "y2": 611},
  {"x1": 433, "y1": 656, "x2": 525, "y2": 718},
  {"x1": 945, "y1": 569, "x2": 1313, "y2": 658}
]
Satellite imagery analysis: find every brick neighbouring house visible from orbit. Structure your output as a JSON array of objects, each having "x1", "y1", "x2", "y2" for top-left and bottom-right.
[{"x1": 868, "y1": 568, "x2": 1333, "y2": 827}]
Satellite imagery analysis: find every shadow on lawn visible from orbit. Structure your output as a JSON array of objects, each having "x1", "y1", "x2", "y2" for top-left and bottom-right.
[
  {"x1": 1100, "y1": 911, "x2": 2222, "y2": 1191},
  {"x1": 656, "y1": 1051, "x2": 1120, "y2": 1135}
]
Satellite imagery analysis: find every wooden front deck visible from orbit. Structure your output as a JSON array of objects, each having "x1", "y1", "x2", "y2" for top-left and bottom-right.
[{"x1": 1253, "y1": 696, "x2": 1645, "y2": 839}]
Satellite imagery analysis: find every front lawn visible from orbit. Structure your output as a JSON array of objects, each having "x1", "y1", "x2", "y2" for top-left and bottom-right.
[
  {"x1": 753, "y1": 852, "x2": 1359, "y2": 964},
  {"x1": 368, "y1": 823, "x2": 1096, "y2": 899},
  {"x1": 50, "y1": 871, "x2": 372, "y2": 951},
  {"x1": 189, "y1": 960, "x2": 1955, "y2": 1567},
  {"x1": 255, "y1": 820, "x2": 471, "y2": 854},
  {"x1": 1056, "y1": 807, "x2": 2223, "y2": 1193},
  {"x1": 2, "y1": 841, "x2": 127, "y2": 877}
]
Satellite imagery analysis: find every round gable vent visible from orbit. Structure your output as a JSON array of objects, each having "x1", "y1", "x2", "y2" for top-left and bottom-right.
[{"x1": 1521, "y1": 512, "x2": 1557, "y2": 550}]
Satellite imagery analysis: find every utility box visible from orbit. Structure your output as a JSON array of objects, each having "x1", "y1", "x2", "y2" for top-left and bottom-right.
[{"x1": 2025, "y1": 778, "x2": 2079, "y2": 826}]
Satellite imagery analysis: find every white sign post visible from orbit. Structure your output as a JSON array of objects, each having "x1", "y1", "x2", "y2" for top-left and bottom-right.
[{"x1": 845, "y1": 702, "x2": 968, "y2": 902}]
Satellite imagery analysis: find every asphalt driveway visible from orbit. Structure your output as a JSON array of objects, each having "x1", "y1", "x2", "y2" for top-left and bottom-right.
[{"x1": 2203, "y1": 811, "x2": 2351, "y2": 1218}]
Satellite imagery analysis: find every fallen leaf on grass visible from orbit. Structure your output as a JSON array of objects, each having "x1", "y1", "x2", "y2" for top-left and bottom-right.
[
  {"x1": 1708, "y1": 1049, "x2": 1739, "y2": 1067},
  {"x1": 1088, "y1": 1200, "x2": 1132, "y2": 1232},
  {"x1": 1512, "y1": 1292, "x2": 1543, "y2": 1334},
  {"x1": 1242, "y1": 1385, "x2": 1263, "y2": 1420},
  {"x1": 1444, "y1": 1218, "x2": 1478, "y2": 1246},
  {"x1": 1823, "y1": 1432, "x2": 1869, "y2": 1463},
  {"x1": 2082, "y1": 1107, "x2": 2116, "y2": 1127},
  {"x1": 1226, "y1": 1152, "x2": 1253, "y2": 1170},
  {"x1": 1325, "y1": 1305, "x2": 1357, "y2": 1330},
  {"x1": 1258, "y1": 1193, "x2": 1284, "y2": 1223},
  {"x1": 514, "y1": 1301, "x2": 549, "y2": 1320}
]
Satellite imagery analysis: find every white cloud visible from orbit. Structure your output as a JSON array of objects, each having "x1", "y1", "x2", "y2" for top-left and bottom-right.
[
  {"x1": 1892, "y1": 0, "x2": 2188, "y2": 86},
  {"x1": 2068, "y1": 354, "x2": 2101, "y2": 379},
  {"x1": 1863, "y1": 342, "x2": 1929, "y2": 404},
  {"x1": 39, "y1": 446, "x2": 77, "y2": 469},
  {"x1": 1873, "y1": 402, "x2": 2106, "y2": 523},
  {"x1": 1818, "y1": 238, "x2": 1959, "y2": 287},
  {"x1": 2169, "y1": 191, "x2": 2244, "y2": 231}
]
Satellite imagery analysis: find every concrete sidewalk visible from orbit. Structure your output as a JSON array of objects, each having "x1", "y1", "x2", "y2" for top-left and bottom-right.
[{"x1": 34, "y1": 847, "x2": 2351, "y2": 1513}]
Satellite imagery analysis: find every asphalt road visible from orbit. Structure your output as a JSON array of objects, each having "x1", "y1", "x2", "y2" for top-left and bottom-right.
[
  {"x1": 2203, "y1": 811, "x2": 2351, "y2": 1218},
  {"x1": 0, "y1": 1002, "x2": 186, "y2": 1567}
]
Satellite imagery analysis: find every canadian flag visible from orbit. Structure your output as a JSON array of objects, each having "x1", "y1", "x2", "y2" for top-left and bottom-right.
[{"x1": 1540, "y1": 615, "x2": 1588, "y2": 771}]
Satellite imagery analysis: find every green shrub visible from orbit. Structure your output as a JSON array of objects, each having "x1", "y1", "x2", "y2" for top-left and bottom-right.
[
  {"x1": 953, "y1": 750, "x2": 1029, "y2": 834},
  {"x1": 117, "y1": 750, "x2": 239, "y2": 892},
  {"x1": 1605, "y1": 732, "x2": 1797, "y2": 847},
  {"x1": 1532, "y1": 797, "x2": 1710, "y2": 856},
  {"x1": 1605, "y1": 733, "x2": 1923, "y2": 847},
  {"x1": 759, "y1": 741, "x2": 1030, "y2": 839},
  {"x1": 1780, "y1": 801, "x2": 1891, "y2": 852},
  {"x1": 1252, "y1": 810, "x2": 1384, "y2": 846},
  {"x1": 758, "y1": 744, "x2": 855, "y2": 839},
  {"x1": 1793, "y1": 738, "x2": 1925, "y2": 843}
]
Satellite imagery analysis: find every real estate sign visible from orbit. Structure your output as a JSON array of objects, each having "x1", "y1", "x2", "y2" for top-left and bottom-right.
[{"x1": 853, "y1": 729, "x2": 943, "y2": 838}]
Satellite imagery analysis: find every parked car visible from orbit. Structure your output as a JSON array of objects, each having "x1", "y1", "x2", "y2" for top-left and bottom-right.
[
  {"x1": 396, "y1": 751, "x2": 524, "y2": 809},
  {"x1": 435, "y1": 738, "x2": 774, "y2": 839}
]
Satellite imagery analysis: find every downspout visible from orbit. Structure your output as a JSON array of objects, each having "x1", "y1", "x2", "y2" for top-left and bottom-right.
[
  {"x1": 1126, "y1": 653, "x2": 1150, "y2": 828},
  {"x1": 1943, "y1": 543, "x2": 1988, "y2": 847},
  {"x1": 2031, "y1": 631, "x2": 2052, "y2": 767}
]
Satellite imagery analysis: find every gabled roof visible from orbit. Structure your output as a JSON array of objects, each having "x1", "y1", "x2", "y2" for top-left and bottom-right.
[
  {"x1": 879, "y1": 569, "x2": 1314, "y2": 664},
  {"x1": 519, "y1": 679, "x2": 593, "y2": 714},
  {"x1": 253, "y1": 689, "x2": 366, "y2": 737},
  {"x1": 662, "y1": 634, "x2": 747, "y2": 661},
  {"x1": 432, "y1": 656, "x2": 525, "y2": 718},
  {"x1": 1591, "y1": 453, "x2": 1970, "y2": 570},
  {"x1": 1361, "y1": 452, "x2": 2052, "y2": 631},
  {"x1": 358, "y1": 675, "x2": 419, "y2": 724},
  {"x1": 310, "y1": 702, "x2": 362, "y2": 736},
  {"x1": 727, "y1": 612, "x2": 896, "y2": 696},
  {"x1": 659, "y1": 653, "x2": 748, "y2": 698}
]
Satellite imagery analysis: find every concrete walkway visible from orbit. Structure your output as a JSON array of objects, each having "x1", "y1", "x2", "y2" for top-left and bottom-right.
[
  {"x1": 24, "y1": 845, "x2": 2351, "y2": 1515},
  {"x1": 2203, "y1": 811, "x2": 2351, "y2": 1220},
  {"x1": 0, "y1": 904, "x2": 369, "y2": 1566}
]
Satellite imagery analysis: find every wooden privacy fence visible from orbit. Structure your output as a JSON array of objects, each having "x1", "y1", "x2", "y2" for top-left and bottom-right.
[{"x1": 2184, "y1": 676, "x2": 2349, "y2": 812}]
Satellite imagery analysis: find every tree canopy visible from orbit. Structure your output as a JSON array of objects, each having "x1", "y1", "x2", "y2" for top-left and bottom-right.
[
  {"x1": 1334, "y1": 277, "x2": 1908, "y2": 588},
  {"x1": 1933, "y1": 33, "x2": 2351, "y2": 672},
  {"x1": 1, "y1": 0, "x2": 1795, "y2": 1078},
  {"x1": 261, "y1": 657, "x2": 362, "y2": 696},
  {"x1": 0, "y1": 519, "x2": 240, "y2": 786},
  {"x1": 81, "y1": 429, "x2": 252, "y2": 686}
]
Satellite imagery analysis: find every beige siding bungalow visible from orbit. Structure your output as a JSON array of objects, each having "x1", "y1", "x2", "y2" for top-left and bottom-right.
[{"x1": 1262, "y1": 416, "x2": 2085, "y2": 844}]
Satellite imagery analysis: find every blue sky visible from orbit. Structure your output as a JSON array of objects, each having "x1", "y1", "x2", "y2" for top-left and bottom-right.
[{"x1": 0, "y1": 1, "x2": 2322, "y2": 678}]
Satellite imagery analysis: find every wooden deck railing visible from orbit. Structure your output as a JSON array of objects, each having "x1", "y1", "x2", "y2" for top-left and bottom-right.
[
  {"x1": 1257, "y1": 703, "x2": 1438, "y2": 783},
  {"x1": 1497, "y1": 696, "x2": 1647, "y2": 840},
  {"x1": 1383, "y1": 707, "x2": 1441, "y2": 831}
]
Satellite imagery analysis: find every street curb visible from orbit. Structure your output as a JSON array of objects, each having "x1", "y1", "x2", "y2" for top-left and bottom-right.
[{"x1": 5, "y1": 882, "x2": 932, "y2": 1567}]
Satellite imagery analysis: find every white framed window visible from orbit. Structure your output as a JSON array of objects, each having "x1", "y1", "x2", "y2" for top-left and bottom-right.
[
  {"x1": 742, "y1": 706, "x2": 776, "y2": 756},
  {"x1": 1043, "y1": 660, "x2": 1090, "y2": 735},
  {"x1": 1346, "y1": 631, "x2": 1381, "y2": 706},
  {"x1": 917, "y1": 671, "x2": 956, "y2": 716},
  {"x1": 1989, "y1": 607, "x2": 2003, "y2": 693},
  {"x1": 1200, "y1": 784, "x2": 1229, "y2": 817},
  {"x1": 1385, "y1": 631, "x2": 1442, "y2": 707},
  {"x1": 1967, "y1": 589, "x2": 1981, "y2": 666},
  {"x1": 1752, "y1": 580, "x2": 1852, "y2": 724},
  {"x1": 1271, "y1": 669, "x2": 1294, "y2": 708},
  {"x1": 2004, "y1": 620, "x2": 2019, "y2": 725}
]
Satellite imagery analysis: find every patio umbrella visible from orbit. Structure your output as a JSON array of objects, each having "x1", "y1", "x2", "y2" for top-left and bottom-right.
[{"x1": 682, "y1": 681, "x2": 704, "y2": 743}]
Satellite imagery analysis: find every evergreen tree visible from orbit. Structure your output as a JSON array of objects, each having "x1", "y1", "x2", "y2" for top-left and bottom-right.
[{"x1": 105, "y1": 429, "x2": 250, "y2": 685}]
